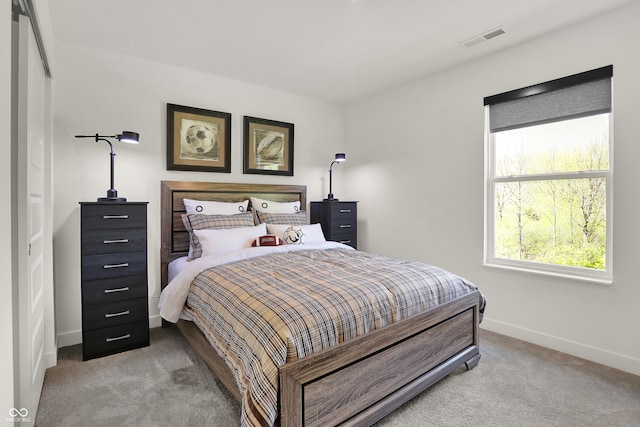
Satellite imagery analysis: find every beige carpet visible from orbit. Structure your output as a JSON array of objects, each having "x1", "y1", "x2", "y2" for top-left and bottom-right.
[{"x1": 36, "y1": 327, "x2": 640, "y2": 426}]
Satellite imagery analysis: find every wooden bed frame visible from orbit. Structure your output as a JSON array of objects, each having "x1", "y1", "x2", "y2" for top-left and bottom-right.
[{"x1": 160, "y1": 180, "x2": 481, "y2": 427}]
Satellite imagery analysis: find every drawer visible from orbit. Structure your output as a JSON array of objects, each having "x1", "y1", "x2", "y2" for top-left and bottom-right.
[
  {"x1": 81, "y1": 228, "x2": 146, "y2": 255},
  {"x1": 82, "y1": 204, "x2": 147, "y2": 230},
  {"x1": 81, "y1": 251, "x2": 147, "y2": 281},
  {"x1": 330, "y1": 233, "x2": 357, "y2": 248},
  {"x1": 330, "y1": 202, "x2": 357, "y2": 219},
  {"x1": 83, "y1": 319, "x2": 149, "y2": 360},
  {"x1": 82, "y1": 274, "x2": 148, "y2": 304},
  {"x1": 82, "y1": 297, "x2": 149, "y2": 330},
  {"x1": 328, "y1": 217, "x2": 357, "y2": 236}
]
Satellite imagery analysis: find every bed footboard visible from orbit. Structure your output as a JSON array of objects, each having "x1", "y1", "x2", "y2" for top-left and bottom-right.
[{"x1": 279, "y1": 290, "x2": 481, "y2": 427}]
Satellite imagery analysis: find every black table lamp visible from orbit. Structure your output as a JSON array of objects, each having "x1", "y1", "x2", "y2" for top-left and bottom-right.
[
  {"x1": 75, "y1": 131, "x2": 139, "y2": 202},
  {"x1": 326, "y1": 153, "x2": 346, "y2": 201}
]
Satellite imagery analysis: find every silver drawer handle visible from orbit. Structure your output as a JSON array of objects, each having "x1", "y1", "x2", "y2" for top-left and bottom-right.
[
  {"x1": 103, "y1": 239, "x2": 129, "y2": 244},
  {"x1": 104, "y1": 287, "x2": 130, "y2": 294},
  {"x1": 339, "y1": 224, "x2": 352, "y2": 228},
  {"x1": 105, "y1": 334, "x2": 131, "y2": 343},
  {"x1": 105, "y1": 310, "x2": 130, "y2": 318},
  {"x1": 103, "y1": 215, "x2": 129, "y2": 219},
  {"x1": 340, "y1": 240, "x2": 352, "y2": 244},
  {"x1": 339, "y1": 209, "x2": 352, "y2": 213},
  {"x1": 103, "y1": 263, "x2": 129, "y2": 269}
]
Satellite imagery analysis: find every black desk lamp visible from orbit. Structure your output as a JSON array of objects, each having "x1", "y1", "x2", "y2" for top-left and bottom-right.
[
  {"x1": 326, "y1": 153, "x2": 346, "y2": 201},
  {"x1": 75, "y1": 131, "x2": 139, "y2": 202}
]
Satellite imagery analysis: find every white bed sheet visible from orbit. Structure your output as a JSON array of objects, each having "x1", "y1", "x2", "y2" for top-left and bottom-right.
[{"x1": 168, "y1": 256, "x2": 190, "y2": 283}]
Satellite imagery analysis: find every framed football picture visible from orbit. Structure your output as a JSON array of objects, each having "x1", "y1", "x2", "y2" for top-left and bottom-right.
[{"x1": 243, "y1": 116, "x2": 294, "y2": 176}]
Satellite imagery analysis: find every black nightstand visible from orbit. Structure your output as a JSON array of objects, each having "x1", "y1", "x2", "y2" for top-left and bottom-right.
[
  {"x1": 80, "y1": 202, "x2": 149, "y2": 360},
  {"x1": 310, "y1": 200, "x2": 357, "y2": 249}
]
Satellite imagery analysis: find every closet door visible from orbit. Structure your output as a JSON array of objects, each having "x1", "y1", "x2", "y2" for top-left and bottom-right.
[{"x1": 16, "y1": 13, "x2": 47, "y2": 421}]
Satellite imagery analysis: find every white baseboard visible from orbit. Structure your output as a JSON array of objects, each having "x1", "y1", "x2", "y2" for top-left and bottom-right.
[
  {"x1": 57, "y1": 329, "x2": 82, "y2": 348},
  {"x1": 149, "y1": 315, "x2": 162, "y2": 328},
  {"x1": 58, "y1": 315, "x2": 639, "y2": 375},
  {"x1": 481, "y1": 318, "x2": 640, "y2": 376}
]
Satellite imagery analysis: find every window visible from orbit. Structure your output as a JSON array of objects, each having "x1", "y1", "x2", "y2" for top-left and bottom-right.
[{"x1": 484, "y1": 66, "x2": 613, "y2": 283}]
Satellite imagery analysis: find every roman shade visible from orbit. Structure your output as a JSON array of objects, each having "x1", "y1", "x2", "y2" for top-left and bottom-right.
[{"x1": 484, "y1": 65, "x2": 612, "y2": 133}]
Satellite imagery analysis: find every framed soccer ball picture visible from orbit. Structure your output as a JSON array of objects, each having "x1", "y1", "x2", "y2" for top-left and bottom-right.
[{"x1": 166, "y1": 103, "x2": 231, "y2": 173}]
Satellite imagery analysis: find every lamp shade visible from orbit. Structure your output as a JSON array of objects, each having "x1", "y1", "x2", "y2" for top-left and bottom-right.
[
  {"x1": 335, "y1": 153, "x2": 346, "y2": 162},
  {"x1": 117, "y1": 131, "x2": 140, "y2": 144}
]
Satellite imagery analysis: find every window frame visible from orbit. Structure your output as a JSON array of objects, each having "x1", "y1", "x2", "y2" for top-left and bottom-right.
[{"x1": 483, "y1": 68, "x2": 613, "y2": 284}]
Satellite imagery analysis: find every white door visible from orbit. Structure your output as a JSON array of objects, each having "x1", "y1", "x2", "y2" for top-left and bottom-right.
[{"x1": 16, "y1": 14, "x2": 47, "y2": 423}]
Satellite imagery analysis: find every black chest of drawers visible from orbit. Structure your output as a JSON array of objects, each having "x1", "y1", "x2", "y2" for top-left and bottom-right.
[
  {"x1": 310, "y1": 200, "x2": 358, "y2": 249},
  {"x1": 80, "y1": 202, "x2": 149, "y2": 360}
]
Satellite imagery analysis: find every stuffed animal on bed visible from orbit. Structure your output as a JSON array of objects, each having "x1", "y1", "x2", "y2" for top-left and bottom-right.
[{"x1": 282, "y1": 226, "x2": 305, "y2": 245}]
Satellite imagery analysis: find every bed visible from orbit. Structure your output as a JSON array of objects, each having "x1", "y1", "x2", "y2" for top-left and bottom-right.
[{"x1": 159, "y1": 180, "x2": 484, "y2": 427}]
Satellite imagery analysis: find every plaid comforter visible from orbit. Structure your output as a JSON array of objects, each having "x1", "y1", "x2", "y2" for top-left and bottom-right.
[{"x1": 183, "y1": 248, "x2": 483, "y2": 427}]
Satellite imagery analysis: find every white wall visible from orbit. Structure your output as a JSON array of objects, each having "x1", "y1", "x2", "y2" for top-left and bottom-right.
[
  {"x1": 345, "y1": 2, "x2": 640, "y2": 375},
  {"x1": 1, "y1": 1, "x2": 15, "y2": 414},
  {"x1": 52, "y1": 42, "x2": 345, "y2": 345}
]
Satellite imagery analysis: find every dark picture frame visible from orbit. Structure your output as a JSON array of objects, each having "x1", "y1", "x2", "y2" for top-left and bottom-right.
[
  {"x1": 243, "y1": 116, "x2": 294, "y2": 176},
  {"x1": 166, "y1": 103, "x2": 231, "y2": 173}
]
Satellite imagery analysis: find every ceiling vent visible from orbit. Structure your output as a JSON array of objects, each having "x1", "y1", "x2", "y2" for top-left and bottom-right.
[{"x1": 461, "y1": 27, "x2": 506, "y2": 48}]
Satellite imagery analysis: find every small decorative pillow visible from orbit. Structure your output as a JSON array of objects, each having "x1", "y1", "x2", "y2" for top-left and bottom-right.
[
  {"x1": 255, "y1": 210, "x2": 308, "y2": 225},
  {"x1": 183, "y1": 198, "x2": 249, "y2": 215},
  {"x1": 266, "y1": 223, "x2": 326, "y2": 245},
  {"x1": 183, "y1": 212, "x2": 255, "y2": 260},
  {"x1": 250, "y1": 197, "x2": 300, "y2": 213},
  {"x1": 193, "y1": 223, "x2": 267, "y2": 258},
  {"x1": 251, "y1": 235, "x2": 284, "y2": 247}
]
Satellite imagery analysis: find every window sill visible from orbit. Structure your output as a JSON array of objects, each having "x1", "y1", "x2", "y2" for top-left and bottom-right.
[{"x1": 483, "y1": 260, "x2": 612, "y2": 285}]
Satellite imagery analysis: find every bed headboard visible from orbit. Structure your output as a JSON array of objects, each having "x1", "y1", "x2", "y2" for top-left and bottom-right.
[{"x1": 160, "y1": 180, "x2": 307, "y2": 288}]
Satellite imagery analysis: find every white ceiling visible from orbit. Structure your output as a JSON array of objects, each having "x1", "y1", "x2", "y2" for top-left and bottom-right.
[{"x1": 48, "y1": 0, "x2": 637, "y2": 105}]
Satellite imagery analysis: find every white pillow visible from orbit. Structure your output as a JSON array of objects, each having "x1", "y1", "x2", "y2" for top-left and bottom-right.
[
  {"x1": 193, "y1": 223, "x2": 267, "y2": 257},
  {"x1": 266, "y1": 223, "x2": 326, "y2": 245},
  {"x1": 183, "y1": 198, "x2": 249, "y2": 215},
  {"x1": 250, "y1": 196, "x2": 300, "y2": 213}
]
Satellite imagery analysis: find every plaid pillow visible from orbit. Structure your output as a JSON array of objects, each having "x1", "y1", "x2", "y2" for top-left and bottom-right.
[
  {"x1": 183, "y1": 212, "x2": 255, "y2": 260},
  {"x1": 255, "y1": 210, "x2": 308, "y2": 225}
]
